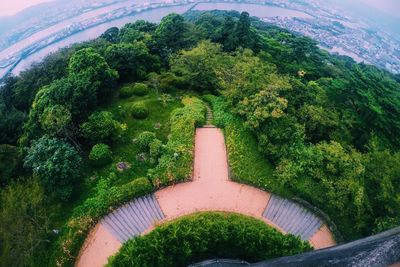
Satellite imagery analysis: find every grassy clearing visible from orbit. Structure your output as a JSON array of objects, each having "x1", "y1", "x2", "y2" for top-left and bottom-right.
[{"x1": 79, "y1": 88, "x2": 182, "y2": 188}]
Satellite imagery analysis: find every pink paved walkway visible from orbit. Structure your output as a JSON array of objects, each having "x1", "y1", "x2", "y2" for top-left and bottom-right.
[
  {"x1": 76, "y1": 127, "x2": 335, "y2": 267},
  {"x1": 155, "y1": 128, "x2": 276, "y2": 225}
]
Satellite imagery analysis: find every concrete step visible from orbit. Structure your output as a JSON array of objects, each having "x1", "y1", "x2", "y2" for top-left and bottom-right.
[
  {"x1": 101, "y1": 194, "x2": 165, "y2": 243},
  {"x1": 263, "y1": 195, "x2": 323, "y2": 242}
]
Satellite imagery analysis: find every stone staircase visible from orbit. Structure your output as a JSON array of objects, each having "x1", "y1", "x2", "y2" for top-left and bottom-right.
[
  {"x1": 263, "y1": 195, "x2": 323, "y2": 241},
  {"x1": 204, "y1": 104, "x2": 214, "y2": 127},
  {"x1": 101, "y1": 194, "x2": 165, "y2": 242}
]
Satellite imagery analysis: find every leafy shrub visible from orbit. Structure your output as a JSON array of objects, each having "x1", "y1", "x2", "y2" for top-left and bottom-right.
[
  {"x1": 148, "y1": 97, "x2": 206, "y2": 187},
  {"x1": 81, "y1": 111, "x2": 124, "y2": 144},
  {"x1": 149, "y1": 139, "x2": 163, "y2": 159},
  {"x1": 132, "y1": 83, "x2": 149, "y2": 96},
  {"x1": 89, "y1": 144, "x2": 112, "y2": 167},
  {"x1": 107, "y1": 212, "x2": 311, "y2": 267},
  {"x1": 158, "y1": 71, "x2": 184, "y2": 92},
  {"x1": 54, "y1": 175, "x2": 153, "y2": 266},
  {"x1": 130, "y1": 102, "x2": 149, "y2": 119},
  {"x1": 120, "y1": 85, "x2": 135, "y2": 98},
  {"x1": 136, "y1": 131, "x2": 156, "y2": 151},
  {"x1": 120, "y1": 83, "x2": 149, "y2": 98}
]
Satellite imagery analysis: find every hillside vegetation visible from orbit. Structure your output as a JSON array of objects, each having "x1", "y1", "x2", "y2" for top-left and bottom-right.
[{"x1": 0, "y1": 10, "x2": 399, "y2": 266}]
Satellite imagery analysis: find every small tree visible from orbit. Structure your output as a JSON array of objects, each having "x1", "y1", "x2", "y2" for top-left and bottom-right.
[
  {"x1": 136, "y1": 131, "x2": 157, "y2": 152},
  {"x1": 89, "y1": 144, "x2": 113, "y2": 167},
  {"x1": 104, "y1": 42, "x2": 156, "y2": 81},
  {"x1": 81, "y1": 111, "x2": 120, "y2": 144},
  {"x1": 132, "y1": 83, "x2": 149, "y2": 96},
  {"x1": 131, "y1": 103, "x2": 149, "y2": 119},
  {"x1": 24, "y1": 136, "x2": 82, "y2": 200}
]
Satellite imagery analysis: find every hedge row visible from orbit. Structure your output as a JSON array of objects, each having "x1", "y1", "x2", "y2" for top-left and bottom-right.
[
  {"x1": 203, "y1": 95, "x2": 277, "y2": 193},
  {"x1": 148, "y1": 97, "x2": 206, "y2": 187},
  {"x1": 107, "y1": 212, "x2": 312, "y2": 267},
  {"x1": 53, "y1": 175, "x2": 153, "y2": 267}
]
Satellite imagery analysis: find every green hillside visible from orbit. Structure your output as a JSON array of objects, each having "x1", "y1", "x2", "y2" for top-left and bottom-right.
[{"x1": 0, "y1": 10, "x2": 399, "y2": 266}]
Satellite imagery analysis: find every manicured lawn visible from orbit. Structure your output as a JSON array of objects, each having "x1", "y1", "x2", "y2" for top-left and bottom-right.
[{"x1": 82, "y1": 87, "x2": 183, "y2": 186}]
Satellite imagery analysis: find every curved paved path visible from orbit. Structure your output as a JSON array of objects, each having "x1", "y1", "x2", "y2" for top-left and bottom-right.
[{"x1": 76, "y1": 127, "x2": 335, "y2": 267}]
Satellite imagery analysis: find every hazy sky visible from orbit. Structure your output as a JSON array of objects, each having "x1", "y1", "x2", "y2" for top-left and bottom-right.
[
  {"x1": 0, "y1": 0, "x2": 54, "y2": 17},
  {"x1": 1, "y1": 0, "x2": 400, "y2": 18},
  {"x1": 356, "y1": 0, "x2": 400, "y2": 18}
]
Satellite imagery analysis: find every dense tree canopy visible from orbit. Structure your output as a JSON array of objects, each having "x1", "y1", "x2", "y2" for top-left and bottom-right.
[
  {"x1": 24, "y1": 136, "x2": 82, "y2": 200},
  {"x1": 0, "y1": 10, "x2": 400, "y2": 266},
  {"x1": 0, "y1": 179, "x2": 50, "y2": 267},
  {"x1": 104, "y1": 42, "x2": 159, "y2": 80},
  {"x1": 170, "y1": 40, "x2": 222, "y2": 92},
  {"x1": 68, "y1": 47, "x2": 118, "y2": 102}
]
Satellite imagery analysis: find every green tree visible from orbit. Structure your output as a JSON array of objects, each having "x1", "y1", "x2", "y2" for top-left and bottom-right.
[
  {"x1": 155, "y1": 13, "x2": 195, "y2": 53},
  {"x1": 68, "y1": 48, "x2": 118, "y2": 102},
  {"x1": 4, "y1": 47, "x2": 72, "y2": 112},
  {"x1": 234, "y1": 12, "x2": 260, "y2": 52},
  {"x1": 363, "y1": 139, "x2": 400, "y2": 231},
  {"x1": 24, "y1": 136, "x2": 82, "y2": 200},
  {"x1": 118, "y1": 27, "x2": 144, "y2": 43},
  {"x1": 100, "y1": 27, "x2": 120, "y2": 43},
  {"x1": 21, "y1": 72, "x2": 99, "y2": 146},
  {"x1": 0, "y1": 179, "x2": 50, "y2": 267},
  {"x1": 217, "y1": 16, "x2": 237, "y2": 52},
  {"x1": 104, "y1": 42, "x2": 158, "y2": 80},
  {"x1": 39, "y1": 104, "x2": 72, "y2": 136},
  {"x1": 276, "y1": 141, "x2": 370, "y2": 238},
  {"x1": 81, "y1": 111, "x2": 124, "y2": 144},
  {"x1": 257, "y1": 116, "x2": 305, "y2": 162},
  {"x1": 0, "y1": 102, "x2": 26, "y2": 145},
  {"x1": 219, "y1": 49, "x2": 277, "y2": 105},
  {"x1": 124, "y1": 20, "x2": 157, "y2": 33},
  {"x1": 89, "y1": 143, "x2": 113, "y2": 167},
  {"x1": 320, "y1": 64, "x2": 400, "y2": 149},
  {"x1": 0, "y1": 144, "x2": 20, "y2": 186},
  {"x1": 171, "y1": 40, "x2": 222, "y2": 92}
]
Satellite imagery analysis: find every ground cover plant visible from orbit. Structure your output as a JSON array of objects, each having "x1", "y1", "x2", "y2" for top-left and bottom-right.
[
  {"x1": 149, "y1": 96, "x2": 206, "y2": 187},
  {"x1": 203, "y1": 95, "x2": 276, "y2": 191}
]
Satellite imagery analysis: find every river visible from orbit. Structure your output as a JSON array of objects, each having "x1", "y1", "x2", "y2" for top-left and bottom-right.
[{"x1": 7, "y1": 2, "x2": 312, "y2": 76}]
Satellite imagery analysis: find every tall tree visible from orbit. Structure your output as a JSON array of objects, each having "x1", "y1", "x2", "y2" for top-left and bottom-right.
[
  {"x1": 68, "y1": 48, "x2": 118, "y2": 102},
  {"x1": 170, "y1": 40, "x2": 222, "y2": 92},
  {"x1": 100, "y1": 27, "x2": 119, "y2": 43},
  {"x1": 155, "y1": 13, "x2": 195, "y2": 53},
  {"x1": 0, "y1": 179, "x2": 50, "y2": 266},
  {"x1": 104, "y1": 42, "x2": 159, "y2": 80},
  {"x1": 24, "y1": 136, "x2": 82, "y2": 200}
]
